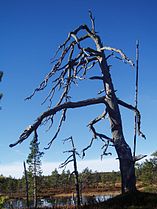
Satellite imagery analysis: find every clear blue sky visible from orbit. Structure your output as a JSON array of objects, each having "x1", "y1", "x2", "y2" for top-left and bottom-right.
[{"x1": 0, "y1": 0, "x2": 157, "y2": 177}]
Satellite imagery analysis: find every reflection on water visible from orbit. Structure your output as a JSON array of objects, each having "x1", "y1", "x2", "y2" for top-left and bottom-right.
[{"x1": 4, "y1": 194, "x2": 113, "y2": 208}]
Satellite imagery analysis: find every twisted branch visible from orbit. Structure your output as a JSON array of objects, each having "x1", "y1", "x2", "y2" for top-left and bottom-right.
[
  {"x1": 82, "y1": 109, "x2": 113, "y2": 157},
  {"x1": 117, "y1": 99, "x2": 146, "y2": 139},
  {"x1": 88, "y1": 109, "x2": 113, "y2": 142},
  {"x1": 101, "y1": 141, "x2": 112, "y2": 160}
]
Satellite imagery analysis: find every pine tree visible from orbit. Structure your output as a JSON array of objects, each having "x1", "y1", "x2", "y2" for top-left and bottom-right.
[{"x1": 26, "y1": 130, "x2": 44, "y2": 208}]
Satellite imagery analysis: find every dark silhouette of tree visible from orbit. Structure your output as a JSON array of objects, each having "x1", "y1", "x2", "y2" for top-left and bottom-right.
[
  {"x1": 26, "y1": 130, "x2": 44, "y2": 208},
  {"x1": 10, "y1": 12, "x2": 145, "y2": 193},
  {"x1": 59, "y1": 136, "x2": 81, "y2": 208}
]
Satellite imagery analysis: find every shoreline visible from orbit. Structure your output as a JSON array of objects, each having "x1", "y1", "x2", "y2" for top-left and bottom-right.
[{"x1": 53, "y1": 191, "x2": 120, "y2": 198}]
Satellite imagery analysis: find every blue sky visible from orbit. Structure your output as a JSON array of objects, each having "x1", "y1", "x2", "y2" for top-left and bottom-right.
[{"x1": 0, "y1": 0, "x2": 157, "y2": 178}]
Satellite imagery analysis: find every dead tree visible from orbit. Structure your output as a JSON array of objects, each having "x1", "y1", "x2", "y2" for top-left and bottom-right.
[
  {"x1": 10, "y1": 12, "x2": 145, "y2": 193},
  {"x1": 59, "y1": 136, "x2": 81, "y2": 208}
]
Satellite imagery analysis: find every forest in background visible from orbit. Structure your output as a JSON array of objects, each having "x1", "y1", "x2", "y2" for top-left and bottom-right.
[{"x1": 0, "y1": 151, "x2": 157, "y2": 199}]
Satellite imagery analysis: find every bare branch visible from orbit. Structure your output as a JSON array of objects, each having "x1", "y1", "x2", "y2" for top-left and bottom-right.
[
  {"x1": 106, "y1": 53, "x2": 114, "y2": 60},
  {"x1": 117, "y1": 99, "x2": 146, "y2": 139},
  {"x1": 63, "y1": 136, "x2": 73, "y2": 144},
  {"x1": 101, "y1": 141, "x2": 112, "y2": 160},
  {"x1": 75, "y1": 151, "x2": 81, "y2": 158},
  {"x1": 98, "y1": 89, "x2": 105, "y2": 95},
  {"x1": 89, "y1": 76, "x2": 104, "y2": 80},
  {"x1": 82, "y1": 138, "x2": 95, "y2": 158},
  {"x1": 88, "y1": 109, "x2": 113, "y2": 144},
  {"x1": 9, "y1": 96, "x2": 106, "y2": 147},
  {"x1": 100, "y1": 46, "x2": 134, "y2": 67},
  {"x1": 88, "y1": 109, "x2": 107, "y2": 126},
  {"x1": 63, "y1": 150, "x2": 73, "y2": 154},
  {"x1": 59, "y1": 159, "x2": 74, "y2": 169},
  {"x1": 133, "y1": 154, "x2": 147, "y2": 162},
  {"x1": 59, "y1": 154, "x2": 73, "y2": 168},
  {"x1": 89, "y1": 10, "x2": 95, "y2": 32},
  {"x1": 44, "y1": 109, "x2": 67, "y2": 150},
  {"x1": 25, "y1": 35, "x2": 90, "y2": 102},
  {"x1": 24, "y1": 21, "x2": 108, "y2": 110},
  {"x1": 82, "y1": 109, "x2": 113, "y2": 158},
  {"x1": 84, "y1": 47, "x2": 101, "y2": 56},
  {"x1": 45, "y1": 116, "x2": 54, "y2": 131},
  {"x1": 90, "y1": 126, "x2": 113, "y2": 143}
]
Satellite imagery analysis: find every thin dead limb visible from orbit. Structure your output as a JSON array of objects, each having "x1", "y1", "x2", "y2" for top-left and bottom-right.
[{"x1": 59, "y1": 137, "x2": 81, "y2": 208}]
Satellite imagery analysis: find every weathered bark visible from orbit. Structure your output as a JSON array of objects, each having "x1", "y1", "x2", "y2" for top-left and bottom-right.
[
  {"x1": 106, "y1": 98, "x2": 136, "y2": 193},
  {"x1": 93, "y1": 34, "x2": 136, "y2": 193}
]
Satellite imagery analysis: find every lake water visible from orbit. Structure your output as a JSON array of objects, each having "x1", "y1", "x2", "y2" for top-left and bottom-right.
[{"x1": 4, "y1": 194, "x2": 113, "y2": 208}]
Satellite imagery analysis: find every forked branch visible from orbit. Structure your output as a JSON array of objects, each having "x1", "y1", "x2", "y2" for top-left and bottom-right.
[
  {"x1": 88, "y1": 109, "x2": 113, "y2": 143},
  {"x1": 82, "y1": 109, "x2": 113, "y2": 157}
]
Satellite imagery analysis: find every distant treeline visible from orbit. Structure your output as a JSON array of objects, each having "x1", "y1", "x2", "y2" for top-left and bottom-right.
[
  {"x1": 0, "y1": 152, "x2": 157, "y2": 197},
  {"x1": 0, "y1": 168, "x2": 120, "y2": 197}
]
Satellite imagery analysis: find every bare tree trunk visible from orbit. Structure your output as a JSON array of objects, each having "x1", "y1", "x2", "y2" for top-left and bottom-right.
[
  {"x1": 73, "y1": 153, "x2": 81, "y2": 208},
  {"x1": 60, "y1": 137, "x2": 81, "y2": 207},
  {"x1": 94, "y1": 37, "x2": 136, "y2": 193},
  {"x1": 71, "y1": 138, "x2": 81, "y2": 208}
]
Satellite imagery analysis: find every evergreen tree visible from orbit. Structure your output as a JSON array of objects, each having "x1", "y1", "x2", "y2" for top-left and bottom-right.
[
  {"x1": 81, "y1": 167, "x2": 93, "y2": 188},
  {"x1": 51, "y1": 169, "x2": 60, "y2": 187},
  {"x1": 26, "y1": 130, "x2": 44, "y2": 208}
]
